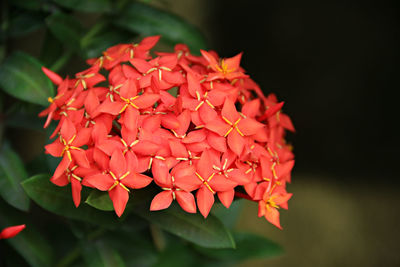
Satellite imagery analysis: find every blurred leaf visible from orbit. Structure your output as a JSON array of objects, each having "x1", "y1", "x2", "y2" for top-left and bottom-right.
[
  {"x1": 5, "y1": 109, "x2": 45, "y2": 131},
  {"x1": 46, "y1": 12, "x2": 82, "y2": 51},
  {"x1": 152, "y1": 237, "x2": 198, "y2": 267},
  {"x1": 104, "y1": 225, "x2": 157, "y2": 266},
  {"x1": 10, "y1": 0, "x2": 43, "y2": 10},
  {"x1": 212, "y1": 200, "x2": 243, "y2": 229},
  {"x1": 0, "y1": 143, "x2": 30, "y2": 211},
  {"x1": 21, "y1": 174, "x2": 117, "y2": 227},
  {"x1": 82, "y1": 26, "x2": 131, "y2": 58},
  {"x1": 0, "y1": 201, "x2": 54, "y2": 267},
  {"x1": 81, "y1": 240, "x2": 126, "y2": 267},
  {"x1": 114, "y1": 2, "x2": 207, "y2": 52},
  {"x1": 195, "y1": 231, "x2": 283, "y2": 261},
  {"x1": 8, "y1": 12, "x2": 44, "y2": 38},
  {"x1": 40, "y1": 31, "x2": 64, "y2": 67},
  {"x1": 52, "y1": 0, "x2": 112, "y2": 13},
  {"x1": 85, "y1": 191, "x2": 113, "y2": 211},
  {"x1": 0, "y1": 51, "x2": 54, "y2": 106},
  {"x1": 134, "y1": 204, "x2": 235, "y2": 249}
]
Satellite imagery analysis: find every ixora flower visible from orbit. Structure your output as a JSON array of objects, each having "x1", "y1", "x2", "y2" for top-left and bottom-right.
[
  {"x1": 0, "y1": 225, "x2": 26, "y2": 240},
  {"x1": 40, "y1": 36, "x2": 295, "y2": 229}
]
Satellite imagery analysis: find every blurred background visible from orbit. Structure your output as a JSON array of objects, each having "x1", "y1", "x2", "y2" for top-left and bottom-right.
[
  {"x1": 1, "y1": 0, "x2": 399, "y2": 266},
  {"x1": 167, "y1": 0, "x2": 399, "y2": 266}
]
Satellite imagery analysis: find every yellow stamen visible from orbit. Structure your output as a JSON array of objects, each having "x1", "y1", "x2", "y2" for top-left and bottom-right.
[
  {"x1": 119, "y1": 171, "x2": 130, "y2": 180},
  {"x1": 108, "y1": 181, "x2": 119, "y2": 191},
  {"x1": 109, "y1": 171, "x2": 118, "y2": 180}
]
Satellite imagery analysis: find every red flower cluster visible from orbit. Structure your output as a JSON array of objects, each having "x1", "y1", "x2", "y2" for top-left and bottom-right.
[{"x1": 40, "y1": 36, "x2": 295, "y2": 229}]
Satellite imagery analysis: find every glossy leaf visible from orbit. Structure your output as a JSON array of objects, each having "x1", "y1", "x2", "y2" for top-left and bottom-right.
[
  {"x1": 52, "y1": 0, "x2": 112, "y2": 13},
  {"x1": 114, "y1": 2, "x2": 207, "y2": 52},
  {"x1": 85, "y1": 191, "x2": 113, "y2": 211},
  {"x1": 0, "y1": 52, "x2": 54, "y2": 106},
  {"x1": 195, "y1": 231, "x2": 283, "y2": 261},
  {"x1": 46, "y1": 12, "x2": 82, "y2": 51},
  {"x1": 0, "y1": 201, "x2": 54, "y2": 267},
  {"x1": 0, "y1": 143, "x2": 30, "y2": 211},
  {"x1": 21, "y1": 174, "x2": 117, "y2": 227},
  {"x1": 134, "y1": 203, "x2": 235, "y2": 249}
]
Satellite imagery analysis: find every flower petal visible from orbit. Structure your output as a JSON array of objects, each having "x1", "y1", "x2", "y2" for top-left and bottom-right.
[
  {"x1": 0, "y1": 225, "x2": 26, "y2": 239},
  {"x1": 134, "y1": 94, "x2": 160, "y2": 109},
  {"x1": 84, "y1": 173, "x2": 114, "y2": 191},
  {"x1": 109, "y1": 185, "x2": 129, "y2": 217},
  {"x1": 227, "y1": 130, "x2": 245, "y2": 156},
  {"x1": 207, "y1": 132, "x2": 227, "y2": 152},
  {"x1": 196, "y1": 186, "x2": 214, "y2": 218},
  {"x1": 110, "y1": 149, "x2": 127, "y2": 177},
  {"x1": 150, "y1": 191, "x2": 173, "y2": 211},
  {"x1": 45, "y1": 140, "x2": 64, "y2": 157},
  {"x1": 175, "y1": 191, "x2": 196, "y2": 213},
  {"x1": 70, "y1": 150, "x2": 90, "y2": 168},
  {"x1": 264, "y1": 206, "x2": 282, "y2": 229},
  {"x1": 217, "y1": 190, "x2": 235, "y2": 209},
  {"x1": 237, "y1": 118, "x2": 265, "y2": 136},
  {"x1": 123, "y1": 173, "x2": 153, "y2": 189},
  {"x1": 71, "y1": 178, "x2": 82, "y2": 207},
  {"x1": 152, "y1": 160, "x2": 171, "y2": 187}
]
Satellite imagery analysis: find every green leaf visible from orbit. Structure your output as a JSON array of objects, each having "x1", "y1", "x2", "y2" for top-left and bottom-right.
[
  {"x1": 0, "y1": 143, "x2": 30, "y2": 211},
  {"x1": 195, "y1": 231, "x2": 284, "y2": 261},
  {"x1": 114, "y1": 2, "x2": 207, "y2": 53},
  {"x1": 0, "y1": 201, "x2": 54, "y2": 267},
  {"x1": 85, "y1": 191, "x2": 113, "y2": 211},
  {"x1": 152, "y1": 237, "x2": 198, "y2": 267},
  {"x1": 134, "y1": 204, "x2": 235, "y2": 249},
  {"x1": 45, "y1": 12, "x2": 83, "y2": 51},
  {"x1": 8, "y1": 12, "x2": 44, "y2": 38},
  {"x1": 103, "y1": 225, "x2": 157, "y2": 266},
  {"x1": 81, "y1": 240, "x2": 126, "y2": 267},
  {"x1": 212, "y1": 200, "x2": 243, "y2": 229},
  {"x1": 21, "y1": 174, "x2": 117, "y2": 227},
  {"x1": 52, "y1": 0, "x2": 112, "y2": 13},
  {"x1": 0, "y1": 51, "x2": 54, "y2": 106}
]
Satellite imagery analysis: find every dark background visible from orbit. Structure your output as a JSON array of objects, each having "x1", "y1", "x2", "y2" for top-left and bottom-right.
[
  {"x1": 206, "y1": 1, "x2": 399, "y2": 179},
  {"x1": 181, "y1": 1, "x2": 399, "y2": 266}
]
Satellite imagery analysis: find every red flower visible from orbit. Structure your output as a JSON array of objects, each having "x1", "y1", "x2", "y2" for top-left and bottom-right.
[
  {"x1": 84, "y1": 150, "x2": 152, "y2": 216},
  {"x1": 150, "y1": 161, "x2": 196, "y2": 213},
  {"x1": 206, "y1": 99, "x2": 264, "y2": 156},
  {"x1": 258, "y1": 187, "x2": 292, "y2": 229},
  {"x1": 200, "y1": 50, "x2": 248, "y2": 81}
]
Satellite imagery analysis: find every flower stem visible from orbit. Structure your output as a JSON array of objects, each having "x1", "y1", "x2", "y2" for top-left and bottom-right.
[
  {"x1": 55, "y1": 247, "x2": 80, "y2": 267},
  {"x1": 234, "y1": 191, "x2": 256, "y2": 202},
  {"x1": 150, "y1": 224, "x2": 166, "y2": 252}
]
